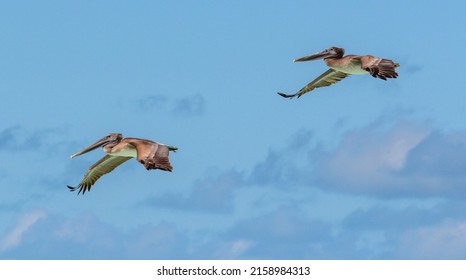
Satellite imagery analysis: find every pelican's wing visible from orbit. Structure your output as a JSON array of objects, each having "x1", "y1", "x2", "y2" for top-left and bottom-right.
[
  {"x1": 126, "y1": 139, "x2": 174, "y2": 172},
  {"x1": 278, "y1": 68, "x2": 349, "y2": 98},
  {"x1": 67, "y1": 155, "x2": 132, "y2": 195},
  {"x1": 357, "y1": 56, "x2": 399, "y2": 80}
]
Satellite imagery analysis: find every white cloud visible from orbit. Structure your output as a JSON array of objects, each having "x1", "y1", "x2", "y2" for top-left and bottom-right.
[
  {"x1": 397, "y1": 220, "x2": 466, "y2": 259},
  {"x1": 246, "y1": 119, "x2": 466, "y2": 199},
  {"x1": 0, "y1": 210, "x2": 47, "y2": 252},
  {"x1": 211, "y1": 239, "x2": 255, "y2": 259},
  {"x1": 313, "y1": 121, "x2": 466, "y2": 197},
  {"x1": 316, "y1": 122, "x2": 429, "y2": 191}
]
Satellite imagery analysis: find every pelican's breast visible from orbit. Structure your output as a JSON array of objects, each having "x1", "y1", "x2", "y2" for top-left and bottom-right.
[
  {"x1": 330, "y1": 64, "x2": 367, "y2": 75},
  {"x1": 326, "y1": 57, "x2": 368, "y2": 75},
  {"x1": 108, "y1": 144, "x2": 138, "y2": 158}
]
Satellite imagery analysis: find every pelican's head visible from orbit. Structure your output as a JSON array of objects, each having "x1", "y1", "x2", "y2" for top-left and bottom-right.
[
  {"x1": 70, "y1": 133, "x2": 123, "y2": 158},
  {"x1": 293, "y1": 47, "x2": 345, "y2": 62}
]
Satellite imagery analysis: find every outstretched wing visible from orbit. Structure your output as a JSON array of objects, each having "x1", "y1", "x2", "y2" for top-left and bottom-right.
[
  {"x1": 126, "y1": 139, "x2": 174, "y2": 172},
  {"x1": 358, "y1": 56, "x2": 399, "y2": 80},
  {"x1": 67, "y1": 155, "x2": 132, "y2": 195},
  {"x1": 278, "y1": 69, "x2": 349, "y2": 98}
]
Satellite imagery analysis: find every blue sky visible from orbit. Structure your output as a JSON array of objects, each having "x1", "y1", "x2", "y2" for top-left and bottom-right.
[{"x1": 1, "y1": 0, "x2": 466, "y2": 259}]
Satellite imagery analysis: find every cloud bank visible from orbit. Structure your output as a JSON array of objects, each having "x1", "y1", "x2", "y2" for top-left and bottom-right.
[{"x1": 3, "y1": 120, "x2": 466, "y2": 259}]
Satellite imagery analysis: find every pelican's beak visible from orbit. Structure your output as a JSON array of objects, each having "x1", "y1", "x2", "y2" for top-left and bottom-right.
[
  {"x1": 70, "y1": 136, "x2": 111, "y2": 158},
  {"x1": 293, "y1": 49, "x2": 332, "y2": 62}
]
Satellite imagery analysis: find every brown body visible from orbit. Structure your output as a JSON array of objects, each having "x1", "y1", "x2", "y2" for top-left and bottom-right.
[
  {"x1": 68, "y1": 133, "x2": 177, "y2": 195},
  {"x1": 278, "y1": 47, "x2": 399, "y2": 98}
]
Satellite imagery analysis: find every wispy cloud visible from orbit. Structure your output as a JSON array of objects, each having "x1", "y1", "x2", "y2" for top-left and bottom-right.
[
  {"x1": 172, "y1": 94, "x2": 205, "y2": 117},
  {"x1": 126, "y1": 222, "x2": 189, "y2": 259},
  {"x1": 137, "y1": 95, "x2": 169, "y2": 110},
  {"x1": 335, "y1": 197, "x2": 466, "y2": 259},
  {"x1": 217, "y1": 205, "x2": 334, "y2": 259},
  {"x1": 0, "y1": 211, "x2": 189, "y2": 259},
  {"x1": 0, "y1": 126, "x2": 66, "y2": 152},
  {"x1": 341, "y1": 204, "x2": 442, "y2": 231},
  {"x1": 136, "y1": 94, "x2": 205, "y2": 117},
  {"x1": 210, "y1": 239, "x2": 256, "y2": 259},
  {"x1": 143, "y1": 169, "x2": 243, "y2": 213},
  {"x1": 0, "y1": 126, "x2": 40, "y2": 151},
  {"x1": 0, "y1": 210, "x2": 47, "y2": 252},
  {"x1": 397, "y1": 220, "x2": 466, "y2": 259},
  {"x1": 3, "y1": 200, "x2": 466, "y2": 259},
  {"x1": 248, "y1": 129, "x2": 313, "y2": 188},
  {"x1": 0, "y1": 125, "x2": 73, "y2": 197}
]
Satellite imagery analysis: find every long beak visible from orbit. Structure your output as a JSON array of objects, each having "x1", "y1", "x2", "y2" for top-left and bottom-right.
[
  {"x1": 293, "y1": 49, "x2": 330, "y2": 62},
  {"x1": 70, "y1": 136, "x2": 110, "y2": 158}
]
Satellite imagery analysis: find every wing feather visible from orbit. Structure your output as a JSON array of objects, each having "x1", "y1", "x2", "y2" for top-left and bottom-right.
[
  {"x1": 278, "y1": 69, "x2": 349, "y2": 98},
  {"x1": 67, "y1": 155, "x2": 132, "y2": 195}
]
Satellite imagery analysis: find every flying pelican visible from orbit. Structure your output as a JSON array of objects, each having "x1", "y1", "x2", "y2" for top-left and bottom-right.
[
  {"x1": 278, "y1": 47, "x2": 399, "y2": 98},
  {"x1": 68, "y1": 133, "x2": 177, "y2": 195}
]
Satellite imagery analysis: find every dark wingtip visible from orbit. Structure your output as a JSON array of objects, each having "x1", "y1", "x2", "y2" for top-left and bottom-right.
[
  {"x1": 277, "y1": 92, "x2": 295, "y2": 99},
  {"x1": 67, "y1": 185, "x2": 86, "y2": 195}
]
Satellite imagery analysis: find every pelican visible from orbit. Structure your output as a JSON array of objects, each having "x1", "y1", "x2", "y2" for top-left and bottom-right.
[
  {"x1": 67, "y1": 133, "x2": 177, "y2": 195},
  {"x1": 278, "y1": 47, "x2": 399, "y2": 98}
]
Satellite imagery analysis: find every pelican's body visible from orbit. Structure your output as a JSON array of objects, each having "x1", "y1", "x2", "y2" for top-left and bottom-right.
[
  {"x1": 327, "y1": 57, "x2": 368, "y2": 75},
  {"x1": 278, "y1": 47, "x2": 399, "y2": 98},
  {"x1": 68, "y1": 133, "x2": 177, "y2": 195}
]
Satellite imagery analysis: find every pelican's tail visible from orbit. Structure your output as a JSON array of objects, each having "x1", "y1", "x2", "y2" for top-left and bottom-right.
[
  {"x1": 366, "y1": 59, "x2": 399, "y2": 80},
  {"x1": 167, "y1": 146, "x2": 178, "y2": 152}
]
